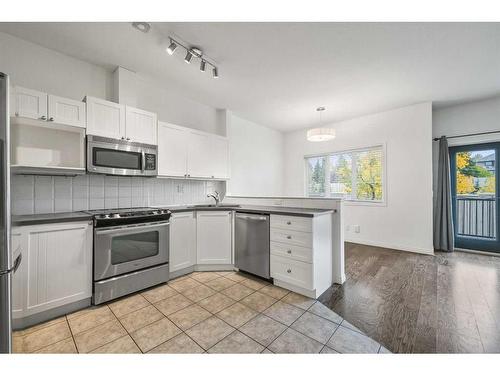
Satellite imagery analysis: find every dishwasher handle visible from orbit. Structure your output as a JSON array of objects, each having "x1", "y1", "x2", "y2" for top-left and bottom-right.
[{"x1": 236, "y1": 214, "x2": 268, "y2": 221}]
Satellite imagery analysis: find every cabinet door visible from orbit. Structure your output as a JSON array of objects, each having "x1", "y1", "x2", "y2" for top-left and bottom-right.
[
  {"x1": 24, "y1": 222, "x2": 92, "y2": 316},
  {"x1": 170, "y1": 212, "x2": 197, "y2": 272},
  {"x1": 11, "y1": 230, "x2": 26, "y2": 319},
  {"x1": 211, "y1": 136, "x2": 230, "y2": 179},
  {"x1": 86, "y1": 96, "x2": 125, "y2": 139},
  {"x1": 187, "y1": 131, "x2": 212, "y2": 178},
  {"x1": 12, "y1": 86, "x2": 47, "y2": 120},
  {"x1": 125, "y1": 106, "x2": 158, "y2": 145},
  {"x1": 157, "y1": 122, "x2": 188, "y2": 177},
  {"x1": 48, "y1": 94, "x2": 86, "y2": 128},
  {"x1": 197, "y1": 211, "x2": 232, "y2": 265}
]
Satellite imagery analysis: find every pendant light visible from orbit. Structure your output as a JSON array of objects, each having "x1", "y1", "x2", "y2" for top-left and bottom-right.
[{"x1": 307, "y1": 107, "x2": 336, "y2": 142}]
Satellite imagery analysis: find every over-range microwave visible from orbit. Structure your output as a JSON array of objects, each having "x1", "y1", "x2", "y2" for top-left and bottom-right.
[{"x1": 87, "y1": 135, "x2": 157, "y2": 176}]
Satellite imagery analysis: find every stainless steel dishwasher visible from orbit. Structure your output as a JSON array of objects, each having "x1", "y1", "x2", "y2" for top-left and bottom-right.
[{"x1": 235, "y1": 212, "x2": 270, "y2": 279}]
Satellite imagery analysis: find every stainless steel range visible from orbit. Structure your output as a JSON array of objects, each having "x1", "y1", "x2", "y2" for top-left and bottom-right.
[{"x1": 86, "y1": 207, "x2": 171, "y2": 305}]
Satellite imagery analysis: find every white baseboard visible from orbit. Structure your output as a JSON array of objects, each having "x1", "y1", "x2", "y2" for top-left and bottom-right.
[{"x1": 346, "y1": 238, "x2": 434, "y2": 255}]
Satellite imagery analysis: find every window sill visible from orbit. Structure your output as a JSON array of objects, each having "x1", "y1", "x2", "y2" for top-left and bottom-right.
[{"x1": 343, "y1": 200, "x2": 387, "y2": 207}]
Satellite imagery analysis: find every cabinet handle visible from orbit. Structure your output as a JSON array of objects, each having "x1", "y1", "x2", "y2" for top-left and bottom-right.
[
  {"x1": 287, "y1": 269, "x2": 292, "y2": 274},
  {"x1": 48, "y1": 117, "x2": 54, "y2": 122},
  {"x1": 286, "y1": 221, "x2": 292, "y2": 225},
  {"x1": 286, "y1": 235, "x2": 292, "y2": 239},
  {"x1": 287, "y1": 250, "x2": 292, "y2": 254},
  {"x1": 39, "y1": 115, "x2": 47, "y2": 120}
]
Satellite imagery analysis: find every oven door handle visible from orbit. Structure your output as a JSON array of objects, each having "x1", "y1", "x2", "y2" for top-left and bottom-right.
[{"x1": 95, "y1": 221, "x2": 170, "y2": 235}]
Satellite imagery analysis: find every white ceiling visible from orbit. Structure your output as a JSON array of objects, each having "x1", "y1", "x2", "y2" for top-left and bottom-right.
[{"x1": 1, "y1": 22, "x2": 500, "y2": 132}]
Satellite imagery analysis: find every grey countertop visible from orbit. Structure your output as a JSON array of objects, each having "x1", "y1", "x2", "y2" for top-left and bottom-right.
[
  {"x1": 12, "y1": 211, "x2": 93, "y2": 227},
  {"x1": 163, "y1": 204, "x2": 334, "y2": 217},
  {"x1": 12, "y1": 204, "x2": 333, "y2": 226}
]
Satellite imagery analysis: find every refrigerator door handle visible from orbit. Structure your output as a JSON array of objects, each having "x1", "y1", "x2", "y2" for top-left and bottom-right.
[{"x1": 0, "y1": 253, "x2": 21, "y2": 276}]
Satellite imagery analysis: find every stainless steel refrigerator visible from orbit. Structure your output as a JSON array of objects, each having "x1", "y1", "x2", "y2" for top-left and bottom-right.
[{"x1": 0, "y1": 72, "x2": 20, "y2": 353}]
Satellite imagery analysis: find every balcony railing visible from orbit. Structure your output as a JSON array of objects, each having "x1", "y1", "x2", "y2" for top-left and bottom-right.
[{"x1": 456, "y1": 196, "x2": 496, "y2": 239}]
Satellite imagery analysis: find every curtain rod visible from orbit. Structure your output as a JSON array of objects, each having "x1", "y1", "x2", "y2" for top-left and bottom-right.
[{"x1": 433, "y1": 130, "x2": 500, "y2": 141}]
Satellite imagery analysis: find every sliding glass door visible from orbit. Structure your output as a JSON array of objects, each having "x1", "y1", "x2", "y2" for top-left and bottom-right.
[{"x1": 449, "y1": 142, "x2": 500, "y2": 252}]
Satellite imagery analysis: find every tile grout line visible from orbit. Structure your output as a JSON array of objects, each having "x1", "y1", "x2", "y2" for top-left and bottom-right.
[
  {"x1": 105, "y1": 303, "x2": 143, "y2": 354},
  {"x1": 65, "y1": 315, "x2": 80, "y2": 354}
]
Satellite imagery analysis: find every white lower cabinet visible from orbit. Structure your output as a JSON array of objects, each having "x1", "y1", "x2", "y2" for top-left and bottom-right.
[
  {"x1": 12, "y1": 221, "x2": 92, "y2": 321},
  {"x1": 196, "y1": 211, "x2": 232, "y2": 265},
  {"x1": 169, "y1": 211, "x2": 197, "y2": 272},
  {"x1": 270, "y1": 214, "x2": 332, "y2": 299}
]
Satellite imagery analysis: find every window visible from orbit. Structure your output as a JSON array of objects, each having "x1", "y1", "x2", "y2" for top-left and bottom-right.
[{"x1": 305, "y1": 145, "x2": 384, "y2": 202}]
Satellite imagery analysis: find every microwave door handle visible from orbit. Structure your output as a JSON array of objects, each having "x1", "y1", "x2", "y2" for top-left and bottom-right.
[{"x1": 141, "y1": 151, "x2": 145, "y2": 172}]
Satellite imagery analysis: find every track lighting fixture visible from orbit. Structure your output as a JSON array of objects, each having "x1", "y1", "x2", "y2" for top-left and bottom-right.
[
  {"x1": 166, "y1": 36, "x2": 220, "y2": 79},
  {"x1": 184, "y1": 50, "x2": 193, "y2": 64},
  {"x1": 166, "y1": 40, "x2": 177, "y2": 55}
]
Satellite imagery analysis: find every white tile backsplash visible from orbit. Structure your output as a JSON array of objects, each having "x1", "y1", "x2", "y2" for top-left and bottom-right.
[{"x1": 11, "y1": 175, "x2": 226, "y2": 215}]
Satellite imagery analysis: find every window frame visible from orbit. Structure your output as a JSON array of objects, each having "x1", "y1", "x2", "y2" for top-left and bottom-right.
[{"x1": 304, "y1": 143, "x2": 387, "y2": 206}]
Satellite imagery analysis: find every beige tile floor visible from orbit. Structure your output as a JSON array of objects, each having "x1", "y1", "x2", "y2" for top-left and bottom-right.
[{"x1": 13, "y1": 271, "x2": 390, "y2": 354}]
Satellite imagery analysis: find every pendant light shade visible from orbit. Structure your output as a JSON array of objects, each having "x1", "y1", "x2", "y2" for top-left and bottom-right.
[
  {"x1": 307, "y1": 106, "x2": 335, "y2": 142},
  {"x1": 307, "y1": 128, "x2": 336, "y2": 142}
]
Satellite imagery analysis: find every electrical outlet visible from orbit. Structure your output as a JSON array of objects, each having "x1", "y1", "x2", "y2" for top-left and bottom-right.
[{"x1": 354, "y1": 225, "x2": 360, "y2": 233}]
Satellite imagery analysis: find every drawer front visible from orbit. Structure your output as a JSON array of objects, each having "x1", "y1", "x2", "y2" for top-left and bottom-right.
[
  {"x1": 270, "y1": 215, "x2": 312, "y2": 233},
  {"x1": 270, "y1": 241, "x2": 313, "y2": 263},
  {"x1": 270, "y1": 228, "x2": 312, "y2": 248},
  {"x1": 271, "y1": 255, "x2": 313, "y2": 289}
]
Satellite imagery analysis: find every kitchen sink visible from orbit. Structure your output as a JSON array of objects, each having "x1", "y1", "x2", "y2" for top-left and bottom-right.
[{"x1": 187, "y1": 204, "x2": 241, "y2": 208}]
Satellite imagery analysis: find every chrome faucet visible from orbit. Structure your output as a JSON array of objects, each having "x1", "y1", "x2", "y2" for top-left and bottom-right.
[{"x1": 207, "y1": 191, "x2": 220, "y2": 206}]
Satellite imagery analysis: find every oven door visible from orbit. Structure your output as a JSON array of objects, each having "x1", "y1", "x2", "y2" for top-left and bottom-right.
[
  {"x1": 87, "y1": 137, "x2": 157, "y2": 176},
  {"x1": 94, "y1": 221, "x2": 169, "y2": 281}
]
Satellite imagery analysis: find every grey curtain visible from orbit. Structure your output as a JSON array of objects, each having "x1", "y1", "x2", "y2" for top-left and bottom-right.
[{"x1": 434, "y1": 136, "x2": 454, "y2": 252}]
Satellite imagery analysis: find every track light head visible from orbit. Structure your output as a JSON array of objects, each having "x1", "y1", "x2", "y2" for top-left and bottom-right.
[
  {"x1": 184, "y1": 50, "x2": 193, "y2": 64},
  {"x1": 212, "y1": 67, "x2": 219, "y2": 79},
  {"x1": 166, "y1": 41, "x2": 177, "y2": 55},
  {"x1": 200, "y1": 60, "x2": 206, "y2": 72}
]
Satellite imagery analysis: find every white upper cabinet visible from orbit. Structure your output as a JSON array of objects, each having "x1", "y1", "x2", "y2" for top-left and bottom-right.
[
  {"x1": 48, "y1": 94, "x2": 86, "y2": 128},
  {"x1": 196, "y1": 211, "x2": 232, "y2": 265},
  {"x1": 210, "y1": 136, "x2": 230, "y2": 179},
  {"x1": 11, "y1": 87, "x2": 86, "y2": 129},
  {"x1": 86, "y1": 96, "x2": 125, "y2": 139},
  {"x1": 125, "y1": 106, "x2": 157, "y2": 145},
  {"x1": 86, "y1": 98, "x2": 157, "y2": 144},
  {"x1": 157, "y1": 122, "x2": 230, "y2": 179},
  {"x1": 187, "y1": 131, "x2": 213, "y2": 178},
  {"x1": 158, "y1": 122, "x2": 188, "y2": 177},
  {"x1": 11, "y1": 86, "x2": 48, "y2": 121}
]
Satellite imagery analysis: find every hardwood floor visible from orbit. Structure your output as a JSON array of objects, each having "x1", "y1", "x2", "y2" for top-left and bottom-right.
[{"x1": 318, "y1": 242, "x2": 500, "y2": 353}]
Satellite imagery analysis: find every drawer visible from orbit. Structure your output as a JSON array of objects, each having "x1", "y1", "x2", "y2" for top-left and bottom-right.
[
  {"x1": 270, "y1": 228, "x2": 312, "y2": 248},
  {"x1": 270, "y1": 241, "x2": 313, "y2": 263},
  {"x1": 271, "y1": 254, "x2": 313, "y2": 290},
  {"x1": 270, "y1": 215, "x2": 312, "y2": 233}
]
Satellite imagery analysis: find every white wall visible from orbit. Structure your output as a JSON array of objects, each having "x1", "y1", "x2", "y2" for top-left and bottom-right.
[
  {"x1": 283, "y1": 103, "x2": 434, "y2": 254},
  {"x1": 0, "y1": 32, "x2": 112, "y2": 101},
  {"x1": 113, "y1": 67, "x2": 225, "y2": 136},
  {"x1": 227, "y1": 115, "x2": 284, "y2": 196}
]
